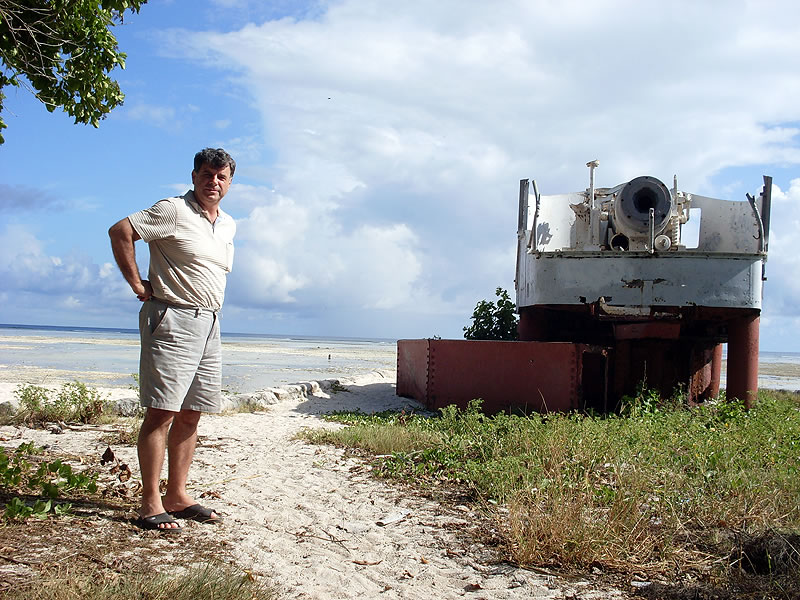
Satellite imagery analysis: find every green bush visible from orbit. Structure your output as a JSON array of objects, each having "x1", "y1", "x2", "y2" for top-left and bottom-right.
[
  {"x1": 463, "y1": 287, "x2": 519, "y2": 340},
  {"x1": 13, "y1": 381, "x2": 109, "y2": 425}
]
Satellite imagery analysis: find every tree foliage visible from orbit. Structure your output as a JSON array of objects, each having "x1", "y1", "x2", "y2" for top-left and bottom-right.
[
  {"x1": 0, "y1": 0, "x2": 146, "y2": 143},
  {"x1": 463, "y1": 287, "x2": 519, "y2": 341}
]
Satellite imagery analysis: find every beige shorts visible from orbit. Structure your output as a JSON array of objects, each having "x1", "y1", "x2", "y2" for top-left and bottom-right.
[{"x1": 138, "y1": 299, "x2": 222, "y2": 413}]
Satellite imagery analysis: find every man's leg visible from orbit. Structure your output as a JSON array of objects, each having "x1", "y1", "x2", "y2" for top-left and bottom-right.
[
  {"x1": 161, "y1": 408, "x2": 201, "y2": 511},
  {"x1": 160, "y1": 409, "x2": 222, "y2": 520},
  {"x1": 137, "y1": 407, "x2": 179, "y2": 529}
]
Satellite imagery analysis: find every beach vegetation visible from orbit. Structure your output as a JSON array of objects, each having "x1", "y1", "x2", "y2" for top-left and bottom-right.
[
  {"x1": 326, "y1": 380, "x2": 350, "y2": 394},
  {"x1": 100, "y1": 416, "x2": 141, "y2": 446},
  {"x1": 463, "y1": 287, "x2": 519, "y2": 341},
  {"x1": 0, "y1": 445, "x2": 279, "y2": 600},
  {"x1": 306, "y1": 389, "x2": 800, "y2": 598},
  {"x1": 8, "y1": 381, "x2": 110, "y2": 426},
  {"x1": 0, "y1": 0, "x2": 147, "y2": 144},
  {"x1": 3, "y1": 561, "x2": 278, "y2": 600},
  {"x1": 0, "y1": 442, "x2": 98, "y2": 519},
  {"x1": 226, "y1": 399, "x2": 270, "y2": 414},
  {"x1": 305, "y1": 409, "x2": 444, "y2": 455},
  {"x1": 129, "y1": 372, "x2": 140, "y2": 396}
]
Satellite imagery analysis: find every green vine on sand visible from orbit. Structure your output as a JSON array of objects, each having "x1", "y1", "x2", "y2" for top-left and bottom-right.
[{"x1": 0, "y1": 442, "x2": 98, "y2": 520}]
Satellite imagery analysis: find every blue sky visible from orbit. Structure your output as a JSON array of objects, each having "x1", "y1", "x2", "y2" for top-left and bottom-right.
[{"x1": 1, "y1": 0, "x2": 799, "y2": 349}]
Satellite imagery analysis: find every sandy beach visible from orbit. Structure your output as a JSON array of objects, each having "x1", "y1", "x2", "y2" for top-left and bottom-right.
[{"x1": 0, "y1": 367, "x2": 630, "y2": 600}]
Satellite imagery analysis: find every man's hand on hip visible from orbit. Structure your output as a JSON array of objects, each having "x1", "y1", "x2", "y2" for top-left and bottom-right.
[{"x1": 135, "y1": 280, "x2": 153, "y2": 302}]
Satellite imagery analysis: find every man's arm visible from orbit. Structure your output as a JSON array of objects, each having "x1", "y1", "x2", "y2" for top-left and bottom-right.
[{"x1": 108, "y1": 217, "x2": 152, "y2": 301}]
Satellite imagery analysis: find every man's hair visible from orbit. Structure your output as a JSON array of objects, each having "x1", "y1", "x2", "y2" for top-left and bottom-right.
[{"x1": 194, "y1": 148, "x2": 236, "y2": 176}]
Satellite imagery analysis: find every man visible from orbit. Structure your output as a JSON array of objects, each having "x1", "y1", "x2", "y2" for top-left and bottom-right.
[{"x1": 109, "y1": 148, "x2": 236, "y2": 532}]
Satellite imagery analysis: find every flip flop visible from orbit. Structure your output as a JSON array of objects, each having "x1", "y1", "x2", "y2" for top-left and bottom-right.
[
  {"x1": 135, "y1": 512, "x2": 182, "y2": 533},
  {"x1": 169, "y1": 503, "x2": 223, "y2": 524}
]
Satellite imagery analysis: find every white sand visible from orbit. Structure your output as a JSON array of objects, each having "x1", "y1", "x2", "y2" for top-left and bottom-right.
[{"x1": 0, "y1": 372, "x2": 628, "y2": 599}]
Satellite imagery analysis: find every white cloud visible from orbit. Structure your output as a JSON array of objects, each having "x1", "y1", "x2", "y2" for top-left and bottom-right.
[
  {"x1": 232, "y1": 254, "x2": 307, "y2": 304},
  {"x1": 159, "y1": 0, "x2": 800, "y2": 339},
  {"x1": 99, "y1": 262, "x2": 115, "y2": 278},
  {"x1": 123, "y1": 103, "x2": 178, "y2": 128},
  {"x1": 329, "y1": 223, "x2": 423, "y2": 310},
  {"x1": 227, "y1": 190, "x2": 434, "y2": 313},
  {"x1": 63, "y1": 296, "x2": 83, "y2": 308},
  {"x1": 771, "y1": 178, "x2": 800, "y2": 205},
  {"x1": 236, "y1": 195, "x2": 309, "y2": 246},
  {"x1": 0, "y1": 225, "x2": 132, "y2": 309},
  {"x1": 174, "y1": 1, "x2": 800, "y2": 199},
  {"x1": 762, "y1": 180, "x2": 800, "y2": 317},
  {"x1": 176, "y1": 1, "x2": 800, "y2": 187}
]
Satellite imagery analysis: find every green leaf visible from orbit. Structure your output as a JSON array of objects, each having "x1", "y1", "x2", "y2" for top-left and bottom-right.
[
  {"x1": 31, "y1": 499, "x2": 52, "y2": 517},
  {"x1": 54, "y1": 502, "x2": 73, "y2": 516},
  {"x1": 42, "y1": 482, "x2": 60, "y2": 499},
  {"x1": 4, "y1": 497, "x2": 33, "y2": 520}
]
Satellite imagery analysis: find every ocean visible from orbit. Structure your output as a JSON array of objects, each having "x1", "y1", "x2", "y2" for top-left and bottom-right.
[
  {"x1": 0, "y1": 323, "x2": 397, "y2": 393},
  {"x1": 0, "y1": 324, "x2": 798, "y2": 393}
]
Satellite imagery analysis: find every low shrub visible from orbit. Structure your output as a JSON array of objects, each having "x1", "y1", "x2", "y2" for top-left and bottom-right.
[{"x1": 11, "y1": 381, "x2": 110, "y2": 425}]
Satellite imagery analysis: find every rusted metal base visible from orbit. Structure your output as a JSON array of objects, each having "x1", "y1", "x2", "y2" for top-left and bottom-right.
[
  {"x1": 396, "y1": 336, "x2": 727, "y2": 414},
  {"x1": 399, "y1": 302, "x2": 761, "y2": 413},
  {"x1": 516, "y1": 304, "x2": 760, "y2": 409},
  {"x1": 397, "y1": 339, "x2": 608, "y2": 413},
  {"x1": 607, "y1": 338, "x2": 721, "y2": 405}
]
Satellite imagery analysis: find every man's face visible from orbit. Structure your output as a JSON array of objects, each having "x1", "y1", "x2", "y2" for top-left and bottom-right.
[{"x1": 192, "y1": 163, "x2": 233, "y2": 206}]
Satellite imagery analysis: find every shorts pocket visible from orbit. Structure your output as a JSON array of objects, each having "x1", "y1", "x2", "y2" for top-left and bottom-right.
[{"x1": 148, "y1": 303, "x2": 170, "y2": 335}]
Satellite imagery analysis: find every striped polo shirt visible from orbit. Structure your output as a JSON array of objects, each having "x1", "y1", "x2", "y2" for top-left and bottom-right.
[{"x1": 128, "y1": 190, "x2": 236, "y2": 310}]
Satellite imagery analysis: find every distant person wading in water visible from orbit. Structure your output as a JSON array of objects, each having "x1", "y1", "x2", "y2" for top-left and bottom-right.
[{"x1": 109, "y1": 148, "x2": 236, "y2": 532}]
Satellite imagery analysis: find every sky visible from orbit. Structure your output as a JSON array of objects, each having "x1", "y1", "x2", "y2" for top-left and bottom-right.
[{"x1": 1, "y1": 0, "x2": 799, "y2": 349}]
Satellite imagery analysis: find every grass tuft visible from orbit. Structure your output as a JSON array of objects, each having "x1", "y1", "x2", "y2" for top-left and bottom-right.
[
  {"x1": 4, "y1": 562, "x2": 278, "y2": 600},
  {"x1": 100, "y1": 416, "x2": 141, "y2": 446},
  {"x1": 303, "y1": 410, "x2": 443, "y2": 455}
]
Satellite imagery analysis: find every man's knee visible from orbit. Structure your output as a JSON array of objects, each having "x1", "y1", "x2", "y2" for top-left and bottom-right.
[
  {"x1": 173, "y1": 408, "x2": 202, "y2": 429},
  {"x1": 142, "y1": 407, "x2": 176, "y2": 430}
]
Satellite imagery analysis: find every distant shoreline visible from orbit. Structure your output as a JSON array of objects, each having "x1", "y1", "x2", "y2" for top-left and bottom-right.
[{"x1": 0, "y1": 322, "x2": 396, "y2": 344}]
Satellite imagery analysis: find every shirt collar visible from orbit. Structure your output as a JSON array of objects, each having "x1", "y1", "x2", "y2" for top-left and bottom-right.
[{"x1": 184, "y1": 189, "x2": 229, "y2": 224}]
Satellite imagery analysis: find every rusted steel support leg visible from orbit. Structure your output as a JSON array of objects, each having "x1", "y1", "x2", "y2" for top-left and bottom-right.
[
  {"x1": 726, "y1": 313, "x2": 760, "y2": 409},
  {"x1": 688, "y1": 343, "x2": 714, "y2": 405},
  {"x1": 709, "y1": 343, "x2": 723, "y2": 398},
  {"x1": 517, "y1": 308, "x2": 548, "y2": 341},
  {"x1": 611, "y1": 340, "x2": 632, "y2": 407}
]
